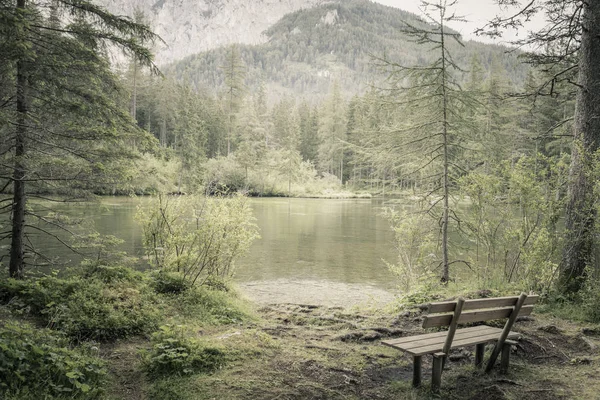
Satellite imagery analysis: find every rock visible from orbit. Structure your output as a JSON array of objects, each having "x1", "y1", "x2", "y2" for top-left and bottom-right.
[
  {"x1": 538, "y1": 325, "x2": 561, "y2": 334},
  {"x1": 337, "y1": 331, "x2": 383, "y2": 342},
  {"x1": 370, "y1": 327, "x2": 403, "y2": 337},
  {"x1": 570, "y1": 356, "x2": 593, "y2": 365},
  {"x1": 95, "y1": 0, "x2": 328, "y2": 64},
  {"x1": 577, "y1": 335, "x2": 597, "y2": 351},
  {"x1": 516, "y1": 316, "x2": 535, "y2": 322},
  {"x1": 360, "y1": 332, "x2": 384, "y2": 342},
  {"x1": 582, "y1": 327, "x2": 600, "y2": 336}
]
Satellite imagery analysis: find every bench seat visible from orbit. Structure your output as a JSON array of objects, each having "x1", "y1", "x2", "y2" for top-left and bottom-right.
[{"x1": 382, "y1": 325, "x2": 520, "y2": 356}]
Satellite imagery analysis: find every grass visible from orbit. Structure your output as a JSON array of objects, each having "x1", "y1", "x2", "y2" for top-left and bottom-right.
[
  {"x1": 2, "y1": 271, "x2": 600, "y2": 400},
  {"x1": 101, "y1": 301, "x2": 600, "y2": 400}
]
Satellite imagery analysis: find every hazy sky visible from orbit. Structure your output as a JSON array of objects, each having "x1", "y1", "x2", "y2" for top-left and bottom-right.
[{"x1": 372, "y1": 0, "x2": 546, "y2": 46}]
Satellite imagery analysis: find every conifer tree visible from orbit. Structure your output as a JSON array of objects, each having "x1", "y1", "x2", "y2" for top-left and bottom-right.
[
  {"x1": 379, "y1": 0, "x2": 476, "y2": 283},
  {"x1": 220, "y1": 45, "x2": 246, "y2": 156},
  {"x1": 0, "y1": 0, "x2": 158, "y2": 278}
]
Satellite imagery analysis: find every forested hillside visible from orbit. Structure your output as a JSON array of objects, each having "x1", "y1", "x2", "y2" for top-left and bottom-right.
[{"x1": 165, "y1": 0, "x2": 529, "y2": 99}]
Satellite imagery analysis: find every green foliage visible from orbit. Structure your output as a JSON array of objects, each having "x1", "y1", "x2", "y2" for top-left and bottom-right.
[
  {"x1": 394, "y1": 272, "x2": 446, "y2": 308},
  {"x1": 458, "y1": 154, "x2": 567, "y2": 291},
  {"x1": 142, "y1": 325, "x2": 226, "y2": 378},
  {"x1": 173, "y1": 285, "x2": 250, "y2": 324},
  {"x1": 0, "y1": 272, "x2": 161, "y2": 342},
  {"x1": 82, "y1": 264, "x2": 145, "y2": 284},
  {"x1": 581, "y1": 269, "x2": 600, "y2": 323},
  {"x1": 204, "y1": 156, "x2": 248, "y2": 195},
  {"x1": 383, "y1": 207, "x2": 438, "y2": 291},
  {"x1": 138, "y1": 194, "x2": 259, "y2": 285},
  {"x1": 0, "y1": 323, "x2": 106, "y2": 399},
  {"x1": 151, "y1": 271, "x2": 191, "y2": 295}
]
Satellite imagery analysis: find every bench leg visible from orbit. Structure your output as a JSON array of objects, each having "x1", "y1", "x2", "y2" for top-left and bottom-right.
[
  {"x1": 475, "y1": 343, "x2": 485, "y2": 368},
  {"x1": 412, "y1": 356, "x2": 422, "y2": 387},
  {"x1": 432, "y1": 353, "x2": 444, "y2": 393},
  {"x1": 500, "y1": 340, "x2": 516, "y2": 374}
]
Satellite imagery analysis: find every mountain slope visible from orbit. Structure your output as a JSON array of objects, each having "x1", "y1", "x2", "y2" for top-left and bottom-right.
[
  {"x1": 165, "y1": 0, "x2": 528, "y2": 100},
  {"x1": 97, "y1": 0, "x2": 328, "y2": 64}
]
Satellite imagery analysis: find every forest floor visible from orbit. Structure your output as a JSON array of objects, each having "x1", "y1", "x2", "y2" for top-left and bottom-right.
[{"x1": 105, "y1": 301, "x2": 600, "y2": 400}]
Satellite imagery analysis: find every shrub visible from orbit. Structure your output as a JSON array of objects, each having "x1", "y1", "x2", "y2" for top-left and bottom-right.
[
  {"x1": 142, "y1": 325, "x2": 226, "y2": 378},
  {"x1": 53, "y1": 279, "x2": 161, "y2": 341},
  {"x1": 174, "y1": 285, "x2": 249, "y2": 324},
  {"x1": 137, "y1": 194, "x2": 259, "y2": 285},
  {"x1": 0, "y1": 273, "x2": 161, "y2": 342},
  {"x1": 581, "y1": 272, "x2": 600, "y2": 323},
  {"x1": 0, "y1": 322, "x2": 106, "y2": 399},
  {"x1": 83, "y1": 264, "x2": 145, "y2": 284},
  {"x1": 151, "y1": 271, "x2": 191, "y2": 295}
]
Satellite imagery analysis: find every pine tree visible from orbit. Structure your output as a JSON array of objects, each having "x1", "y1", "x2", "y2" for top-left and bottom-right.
[
  {"x1": 0, "y1": 0, "x2": 158, "y2": 278},
  {"x1": 378, "y1": 0, "x2": 477, "y2": 283},
  {"x1": 318, "y1": 80, "x2": 347, "y2": 180},
  {"x1": 220, "y1": 45, "x2": 246, "y2": 156}
]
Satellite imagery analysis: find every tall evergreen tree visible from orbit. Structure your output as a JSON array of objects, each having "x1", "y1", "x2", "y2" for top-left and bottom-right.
[
  {"x1": 379, "y1": 0, "x2": 476, "y2": 283},
  {"x1": 0, "y1": 0, "x2": 157, "y2": 278},
  {"x1": 220, "y1": 45, "x2": 246, "y2": 156},
  {"x1": 318, "y1": 80, "x2": 347, "y2": 180}
]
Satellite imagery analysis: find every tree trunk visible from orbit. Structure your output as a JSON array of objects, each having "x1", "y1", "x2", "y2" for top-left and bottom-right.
[
  {"x1": 131, "y1": 59, "x2": 137, "y2": 121},
  {"x1": 440, "y1": 11, "x2": 450, "y2": 284},
  {"x1": 160, "y1": 117, "x2": 167, "y2": 147},
  {"x1": 10, "y1": 0, "x2": 28, "y2": 279},
  {"x1": 561, "y1": 1, "x2": 600, "y2": 293}
]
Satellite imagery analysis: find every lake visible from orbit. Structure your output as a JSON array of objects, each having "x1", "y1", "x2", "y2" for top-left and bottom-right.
[{"x1": 12, "y1": 197, "x2": 401, "y2": 307}]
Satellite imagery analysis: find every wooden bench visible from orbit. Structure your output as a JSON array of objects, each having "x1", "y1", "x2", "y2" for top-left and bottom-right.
[{"x1": 382, "y1": 293, "x2": 538, "y2": 392}]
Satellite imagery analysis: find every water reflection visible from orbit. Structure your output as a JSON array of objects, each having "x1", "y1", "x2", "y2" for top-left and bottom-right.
[
  {"x1": 235, "y1": 198, "x2": 398, "y2": 290},
  {"x1": 5, "y1": 197, "x2": 400, "y2": 299}
]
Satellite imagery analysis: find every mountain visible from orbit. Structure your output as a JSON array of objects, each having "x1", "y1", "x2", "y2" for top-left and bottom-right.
[
  {"x1": 96, "y1": 0, "x2": 328, "y2": 64},
  {"x1": 164, "y1": 0, "x2": 529, "y2": 101}
]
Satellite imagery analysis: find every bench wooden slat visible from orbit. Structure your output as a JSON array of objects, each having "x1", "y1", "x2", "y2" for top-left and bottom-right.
[
  {"x1": 428, "y1": 295, "x2": 539, "y2": 314},
  {"x1": 409, "y1": 331, "x2": 520, "y2": 356},
  {"x1": 392, "y1": 326, "x2": 502, "y2": 352},
  {"x1": 382, "y1": 325, "x2": 491, "y2": 347},
  {"x1": 422, "y1": 305, "x2": 534, "y2": 328}
]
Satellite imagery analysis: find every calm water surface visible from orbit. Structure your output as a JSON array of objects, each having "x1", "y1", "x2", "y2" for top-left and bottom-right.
[{"x1": 17, "y1": 197, "x2": 401, "y2": 306}]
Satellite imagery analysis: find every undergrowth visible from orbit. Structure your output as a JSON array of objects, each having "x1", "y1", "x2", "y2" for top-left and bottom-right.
[{"x1": 0, "y1": 266, "x2": 254, "y2": 399}]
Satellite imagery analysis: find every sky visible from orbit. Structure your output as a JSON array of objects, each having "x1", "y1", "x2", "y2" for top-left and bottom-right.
[{"x1": 372, "y1": 0, "x2": 546, "y2": 46}]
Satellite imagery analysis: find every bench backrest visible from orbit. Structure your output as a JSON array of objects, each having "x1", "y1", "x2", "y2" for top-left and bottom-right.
[
  {"x1": 423, "y1": 295, "x2": 539, "y2": 329},
  {"x1": 424, "y1": 293, "x2": 538, "y2": 358}
]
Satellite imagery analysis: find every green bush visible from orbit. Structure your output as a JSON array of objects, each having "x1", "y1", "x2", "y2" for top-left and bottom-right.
[
  {"x1": 151, "y1": 271, "x2": 191, "y2": 295},
  {"x1": 137, "y1": 194, "x2": 259, "y2": 285},
  {"x1": 0, "y1": 273, "x2": 161, "y2": 342},
  {"x1": 0, "y1": 322, "x2": 106, "y2": 399},
  {"x1": 142, "y1": 325, "x2": 226, "y2": 378},
  {"x1": 581, "y1": 274, "x2": 600, "y2": 323},
  {"x1": 173, "y1": 285, "x2": 250, "y2": 324},
  {"x1": 83, "y1": 264, "x2": 145, "y2": 284},
  {"x1": 52, "y1": 279, "x2": 161, "y2": 341}
]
